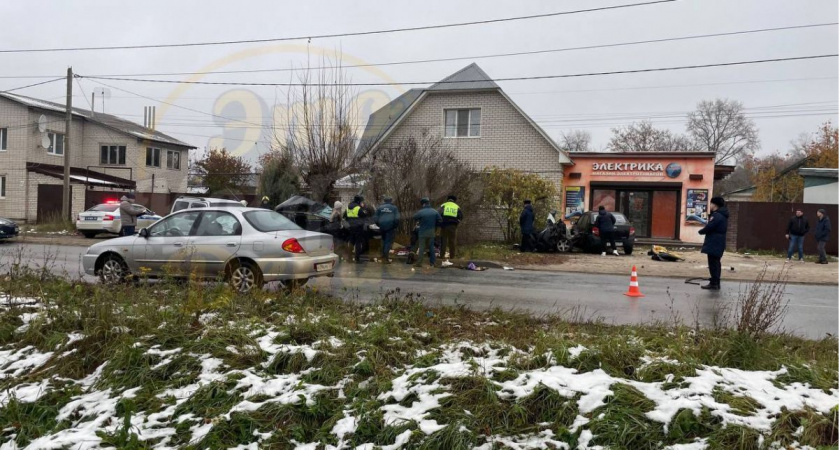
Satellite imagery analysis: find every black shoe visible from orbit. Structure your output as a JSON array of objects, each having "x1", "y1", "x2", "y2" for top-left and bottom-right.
[{"x1": 701, "y1": 283, "x2": 720, "y2": 290}]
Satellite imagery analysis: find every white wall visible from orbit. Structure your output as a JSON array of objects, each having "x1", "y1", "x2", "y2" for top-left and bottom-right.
[{"x1": 804, "y1": 181, "x2": 838, "y2": 204}]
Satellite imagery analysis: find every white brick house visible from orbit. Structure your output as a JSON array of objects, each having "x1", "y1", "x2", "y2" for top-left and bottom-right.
[
  {"x1": 0, "y1": 93, "x2": 195, "y2": 223},
  {"x1": 356, "y1": 63, "x2": 572, "y2": 238}
]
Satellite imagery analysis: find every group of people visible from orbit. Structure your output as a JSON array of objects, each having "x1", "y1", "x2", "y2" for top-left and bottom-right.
[
  {"x1": 785, "y1": 207, "x2": 832, "y2": 264},
  {"x1": 328, "y1": 194, "x2": 463, "y2": 267}
]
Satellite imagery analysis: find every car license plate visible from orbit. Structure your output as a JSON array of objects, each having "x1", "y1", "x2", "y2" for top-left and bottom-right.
[
  {"x1": 315, "y1": 262, "x2": 333, "y2": 272},
  {"x1": 84, "y1": 216, "x2": 98, "y2": 221}
]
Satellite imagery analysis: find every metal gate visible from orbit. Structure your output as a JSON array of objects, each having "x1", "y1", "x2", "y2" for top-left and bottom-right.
[{"x1": 37, "y1": 184, "x2": 71, "y2": 223}]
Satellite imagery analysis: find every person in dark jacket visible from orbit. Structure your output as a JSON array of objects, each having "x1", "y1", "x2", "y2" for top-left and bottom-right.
[
  {"x1": 439, "y1": 195, "x2": 463, "y2": 260},
  {"x1": 260, "y1": 196, "x2": 272, "y2": 210},
  {"x1": 594, "y1": 206, "x2": 618, "y2": 256},
  {"x1": 294, "y1": 203, "x2": 308, "y2": 229},
  {"x1": 118, "y1": 193, "x2": 146, "y2": 236},
  {"x1": 519, "y1": 200, "x2": 536, "y2": 252},
  {"x1": 374, "y1": 196, "x2": 401, "y2": 264},
  {"x1": 412, "y1": 197, "x2": 442, "y2": 267},
  {"x1": 786, "y1": 208, "x2": 810, "y2": 262},
  {"x1": 344, "y1": 195, "x2": 368, "y2": 263},
  {"x1": 815, "y1": 209, "x2": 832, "y2": 264},
  {"x1": 698, "y1": 196, "x2": 729, "y2": 290}
]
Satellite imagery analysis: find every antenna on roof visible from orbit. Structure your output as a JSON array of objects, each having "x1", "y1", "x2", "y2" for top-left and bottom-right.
[{"x1": 93, "y1": 87, "x2": 110, "y2": 113}]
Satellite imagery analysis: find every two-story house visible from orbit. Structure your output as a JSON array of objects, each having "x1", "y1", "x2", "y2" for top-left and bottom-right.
[
  {"x1": 0, "y1": 92, "x2": 195, "y2": 223},
  {"x1": 356, "y1": 63, "x2": 572, "y2": 238}
]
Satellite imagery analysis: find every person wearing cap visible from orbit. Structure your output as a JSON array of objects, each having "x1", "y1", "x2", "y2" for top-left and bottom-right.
[
  {"x1": 412, "y1": 197, "x2": 442, "y2": 268},
  {"x1": 785, "y1": 207, "x2": 810, "y2": 262},
  {"x1": 698, "y1": 196, "x2": 729, "y2": 290},
  {"x1": 260, "y1": 196, "x2": 272, "y2": 210},
  {"x1": 439, "y1": 195, "x2": 463, "y2": 260},
  {"x1": 345, "y1": 195, "x2": 368, "y2": 263},
  {"x1": 519, "y1": 199, "x2": 536, "y2": 252},
  {"x1": 374, "y1": 196, "x2": 401, "y2": 264},
  {"x1": 815, "y1": 209, "x2": 832, "y2": 265},
  {"x1": 595, "y1": 205, "x2": 619, "y2": 256},
  {"x1": 119, "y1": 193, "x2": 146, "y2": 236}
]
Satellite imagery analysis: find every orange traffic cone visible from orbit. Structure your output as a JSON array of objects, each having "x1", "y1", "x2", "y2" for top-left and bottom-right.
[{"x1": 624, "y1": 265, "x2": 645, "y2": 298}]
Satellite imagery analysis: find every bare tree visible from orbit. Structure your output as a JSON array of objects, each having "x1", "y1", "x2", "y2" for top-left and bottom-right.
[
  {"x1": 558, "y1": 130, "x2": 592, "y2": 152},
  {"x1": 607, "y1": 121, "x2": 696, "y2": 152},
  {"x1": 273, "y1": 53, "x2": 358, "y2": 203},
  {"x1": 687, "y1": 99, "x2": 759, "y2": 164}
]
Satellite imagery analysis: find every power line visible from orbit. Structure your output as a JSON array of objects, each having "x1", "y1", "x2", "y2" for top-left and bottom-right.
[
  {"x1": 0, "y1": 1, "x2": 676, "y2": 54},
  {"x1": 78, "y1": 54, "x2": 839, "y2": 87},
  {"x1": 3, "y1": 22, "x2": 834, "y2": 79},
  {"x1": 0, "y1": 77, "x2": 65, "y2": 94}
]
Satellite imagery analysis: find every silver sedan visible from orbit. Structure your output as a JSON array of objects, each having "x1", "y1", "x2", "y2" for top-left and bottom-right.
[{"x1": 81, "y1": 207, "x2": 339, "y2": 292}]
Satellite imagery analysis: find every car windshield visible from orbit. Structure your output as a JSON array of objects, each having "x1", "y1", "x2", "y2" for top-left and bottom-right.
[
  {"x1": 243, "y1": 210, "x2": 301, "y2": 232},
  {"x1": 89, "y1": 204, "x2": 119, "y2": 212},
  {"x1": 590, "y1": 212, "x2": 628, "y2": 224}
]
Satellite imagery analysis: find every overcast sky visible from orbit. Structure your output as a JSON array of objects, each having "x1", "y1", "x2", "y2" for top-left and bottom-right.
[{"x1": 2, "y1": 0, "x2": 837, "y2": 164}]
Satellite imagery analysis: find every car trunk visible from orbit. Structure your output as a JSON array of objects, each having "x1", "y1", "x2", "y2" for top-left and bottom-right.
[{"x1": 276, "y1": 230, "x2": 333, "y2": 256}]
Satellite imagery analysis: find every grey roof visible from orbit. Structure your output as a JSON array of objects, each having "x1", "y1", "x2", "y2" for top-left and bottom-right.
[
  {"x1": 427, "y1": 63, "x2": 500, "y2": 91},
  {"x1": 798, "y1": 167, "x2": 838, "y2": 179},
  {"x1": 356, "y1": 88, "x2": 424, "y2": 155},
  {"x1": 0, "y1": 92, "x2": 194, "y2": 148}
]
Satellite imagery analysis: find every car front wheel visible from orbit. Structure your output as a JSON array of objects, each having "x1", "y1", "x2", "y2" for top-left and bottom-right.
[
  {"x1": 99, "y1": 254, "x2": 129, "y2": 284},
  {"x1": 556, "y1": 238, "x2": 571, "y2": 253},
  {"x1": 228, "y1": 261, "x2": 264, "y2": 293}
]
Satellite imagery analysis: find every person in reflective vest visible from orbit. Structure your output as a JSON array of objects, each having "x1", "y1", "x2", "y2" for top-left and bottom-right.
[
  {"x1": 438, "y1": 195, "x2": 463, "y2": 260},
  {"x1": 344, "y1": 195, "x2": 368, "y2": 263}
]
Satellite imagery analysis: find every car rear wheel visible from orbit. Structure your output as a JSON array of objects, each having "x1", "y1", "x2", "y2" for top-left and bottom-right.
[
  {"x1": 228, "y1": 261, "x2": 264, "y2": 293},
  {"x1": 99, "y1": 254, "x2": 129, "y2": 284},
  {"x1": 556, "y1": 238, "x2": 571, "y2": 253},
  {"x1": 623, "y1": 244, "x2": 634, "y2": 255},
  {"x1": 82, "y1": 231, "x2": 97, "y2": 238}
]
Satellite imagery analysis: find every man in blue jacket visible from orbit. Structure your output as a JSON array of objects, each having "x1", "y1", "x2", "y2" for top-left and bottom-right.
[
  {"x1": 519, "y1": 199, "x2": 535, "y2": 252},
  {"x1": 698, "y1": 196, "x2": 729, "y2": 290},
  {"x1": 412, "y1": 197, "x2": 442, "y2": 268},
  {"x1": 594, "y1": 206, "x2": 618, "y2": 256},
  {"x1": 815, "y1": 209, "x2": 832, "y2": 265},
  {"x1": 374, "y1": 196, "x2": 400, "y2": 264}
]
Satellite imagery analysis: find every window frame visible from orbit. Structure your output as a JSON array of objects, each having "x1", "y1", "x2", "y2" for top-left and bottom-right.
[
  {"x1": 148, "y1": 211, "x2": 201, "y2": 238},
  {"x1": 443, "y1": 108, "x2": 481, "y2": 138},
  {"x1": 0, "y1": 128, "x2": 7, "y2": 151},
  {"x1": 146, "y1": 147, "x2": 161, "y2": 168},
  {"x1": 99, "y1": 144, "x2": 127, "y2": 165},
  {"x1": 47, "y1": 132, "x2": 65, "y2": 156},
  {"x1": 166, "y1": 149, "x2": 181, "y2": 170},
  {"x1": 0, "y1": 175, "x2": 5, "y2": 199}
]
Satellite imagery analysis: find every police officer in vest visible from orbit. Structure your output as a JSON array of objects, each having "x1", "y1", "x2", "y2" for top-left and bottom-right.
[
  {"x1": 439, "y1": 195, "x2": 463, "y2": 260},
  {"x1": 344, "y1": 195, "x2": 369, "y2": 263}
]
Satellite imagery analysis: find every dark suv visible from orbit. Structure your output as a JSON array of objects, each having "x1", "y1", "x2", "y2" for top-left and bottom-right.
[{"x1": 570, "y1": 211, "x2": 636, "y2": 255}]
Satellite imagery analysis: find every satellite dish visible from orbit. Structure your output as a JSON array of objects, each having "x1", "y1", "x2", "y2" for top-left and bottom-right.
[
  {"x1": 41, "y1": 134, "x2": 51, "y2": 149},
  {"x1": 37, "y1": 115, "x2": 47, "y2": 132}
]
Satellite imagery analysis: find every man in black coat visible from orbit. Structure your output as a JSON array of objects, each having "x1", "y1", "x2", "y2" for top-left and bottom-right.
[
  {"x1": 344, "y1": 195, "x2": 368, "y2": 263},
  {"x1": 786, "y1": 208, "x2": 810, "y2": 262},
  {"x1": 698, "y1": 196, "x2": 729, "y2": 290},
  {"x1": 594, "y1": 206, "x2": 618, "y2": 256},
  {"x1": 519, "y1": 200, "x2": 536, "y2": 252},
  {"x1": 815, "y1": 209, "x2": 832, "y2": 264}
]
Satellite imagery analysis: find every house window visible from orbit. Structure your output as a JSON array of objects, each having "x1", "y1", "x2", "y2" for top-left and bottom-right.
[
  {"x1": 100, "y1": 145, "x2": 126, "y2": 165},
  {"x1": 0, "y1": 128, "x2": 6, "y2": 151},
  {"x1": 166, "y1": 150, "x2": 181, "y2": 170},
  {"x1": 48, "y1": 132, "x2": 64, "y2": 155},
  {"x1": 444, "y1": 109, "x2": 481, "y2": 137},
  {"x1": 146, "y1": 147, "x2": 161, "y2": 167},
  {"x1": 0, "y1": 175, "x2": 5, "y2": 198}
]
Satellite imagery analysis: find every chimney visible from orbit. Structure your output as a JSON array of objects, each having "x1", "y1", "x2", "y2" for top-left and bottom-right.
[{"x1": 143, "y1": 106, "x2": 148, "y2": 128}]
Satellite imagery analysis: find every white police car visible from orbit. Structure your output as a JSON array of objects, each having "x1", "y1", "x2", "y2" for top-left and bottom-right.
[{"x1": 76, "y1": 201, "x2": 162, "y2": 238}]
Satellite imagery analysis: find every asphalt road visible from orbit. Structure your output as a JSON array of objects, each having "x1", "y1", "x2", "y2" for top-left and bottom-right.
[{"x1": 1, "y1": 242, "x2": 836, "y2": 339}]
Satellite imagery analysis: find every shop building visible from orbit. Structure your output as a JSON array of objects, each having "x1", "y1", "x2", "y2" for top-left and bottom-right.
[{"x1": 562, "y1": 152, "x2": 733, "y2": 244}]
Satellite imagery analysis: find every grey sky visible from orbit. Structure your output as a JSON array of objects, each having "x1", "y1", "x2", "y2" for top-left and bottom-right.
[{"x1": 2, "y1": 0, "x2": 837, "y2": 164}]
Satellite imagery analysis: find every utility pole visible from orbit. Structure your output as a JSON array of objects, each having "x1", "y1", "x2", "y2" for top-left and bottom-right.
[{"x1": 62, "y1": 67, "x2": 72, "y2": 221}]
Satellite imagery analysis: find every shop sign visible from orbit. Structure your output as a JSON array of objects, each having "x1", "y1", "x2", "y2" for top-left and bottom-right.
[
  {"x1": 685, "y1": 189, "x2": 709, "y2": 225},
  {"x1": 592, "y1": 162, "x2": 665, "y2": 176}
]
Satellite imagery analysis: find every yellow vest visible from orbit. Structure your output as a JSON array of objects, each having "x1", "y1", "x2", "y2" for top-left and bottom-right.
[
  {"x1": 441, "y1": 202, "x2": 460, "y2": 218},
  {"x1": 346, "y1": 206, "x2": 361, "y2": 218}
]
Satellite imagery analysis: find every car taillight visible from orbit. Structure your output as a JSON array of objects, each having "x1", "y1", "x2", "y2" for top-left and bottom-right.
[
  {"x1": 103, "y1": 215, "x2": 115, "y2": 221},
  {"x1": 282, "y1": 238, "x2": 306, "y2": 254},
  {"x1": 592, "y1": 226, "x2": 600, "y2": 236},
  {"x1": 629, "y1": 227, "x2": 636, "y2": 236}
]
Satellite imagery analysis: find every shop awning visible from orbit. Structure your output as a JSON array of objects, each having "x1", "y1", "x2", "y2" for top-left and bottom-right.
[
  {"x1": 714, "y1": 165, "x2": 735, "y2": 180},
  {"x1": 27, "y1": 162, "x2": 136, "y2": 189}
]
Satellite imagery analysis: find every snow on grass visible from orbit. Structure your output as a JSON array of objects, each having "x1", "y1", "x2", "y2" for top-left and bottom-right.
[
  {"x1": 664, "y1": 438, "x2": 708, "y2": 450},
  {"x1": 567, "y1": 344, "x2": 587, "y2": 359},
  {"x1": 0, "y1": 345, "x2": 53, "y2": 379}
]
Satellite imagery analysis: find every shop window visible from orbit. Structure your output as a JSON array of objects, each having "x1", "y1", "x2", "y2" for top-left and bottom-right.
[{"x1": 592, "y1": 189, "x2": 616, "y2": 210}]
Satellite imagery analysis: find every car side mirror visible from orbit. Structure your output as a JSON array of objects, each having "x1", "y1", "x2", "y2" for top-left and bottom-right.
[{"x1": 139, "y1": 228, "x2": 149, "y2": 238}]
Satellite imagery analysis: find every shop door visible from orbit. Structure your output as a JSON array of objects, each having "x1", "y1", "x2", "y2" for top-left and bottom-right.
[
  {"x1": 651, "y1": 191, "x2": 678, "y2": 239},
  {"x1": 620, "y1": 191, "x2": 651, "y2": 238}
]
